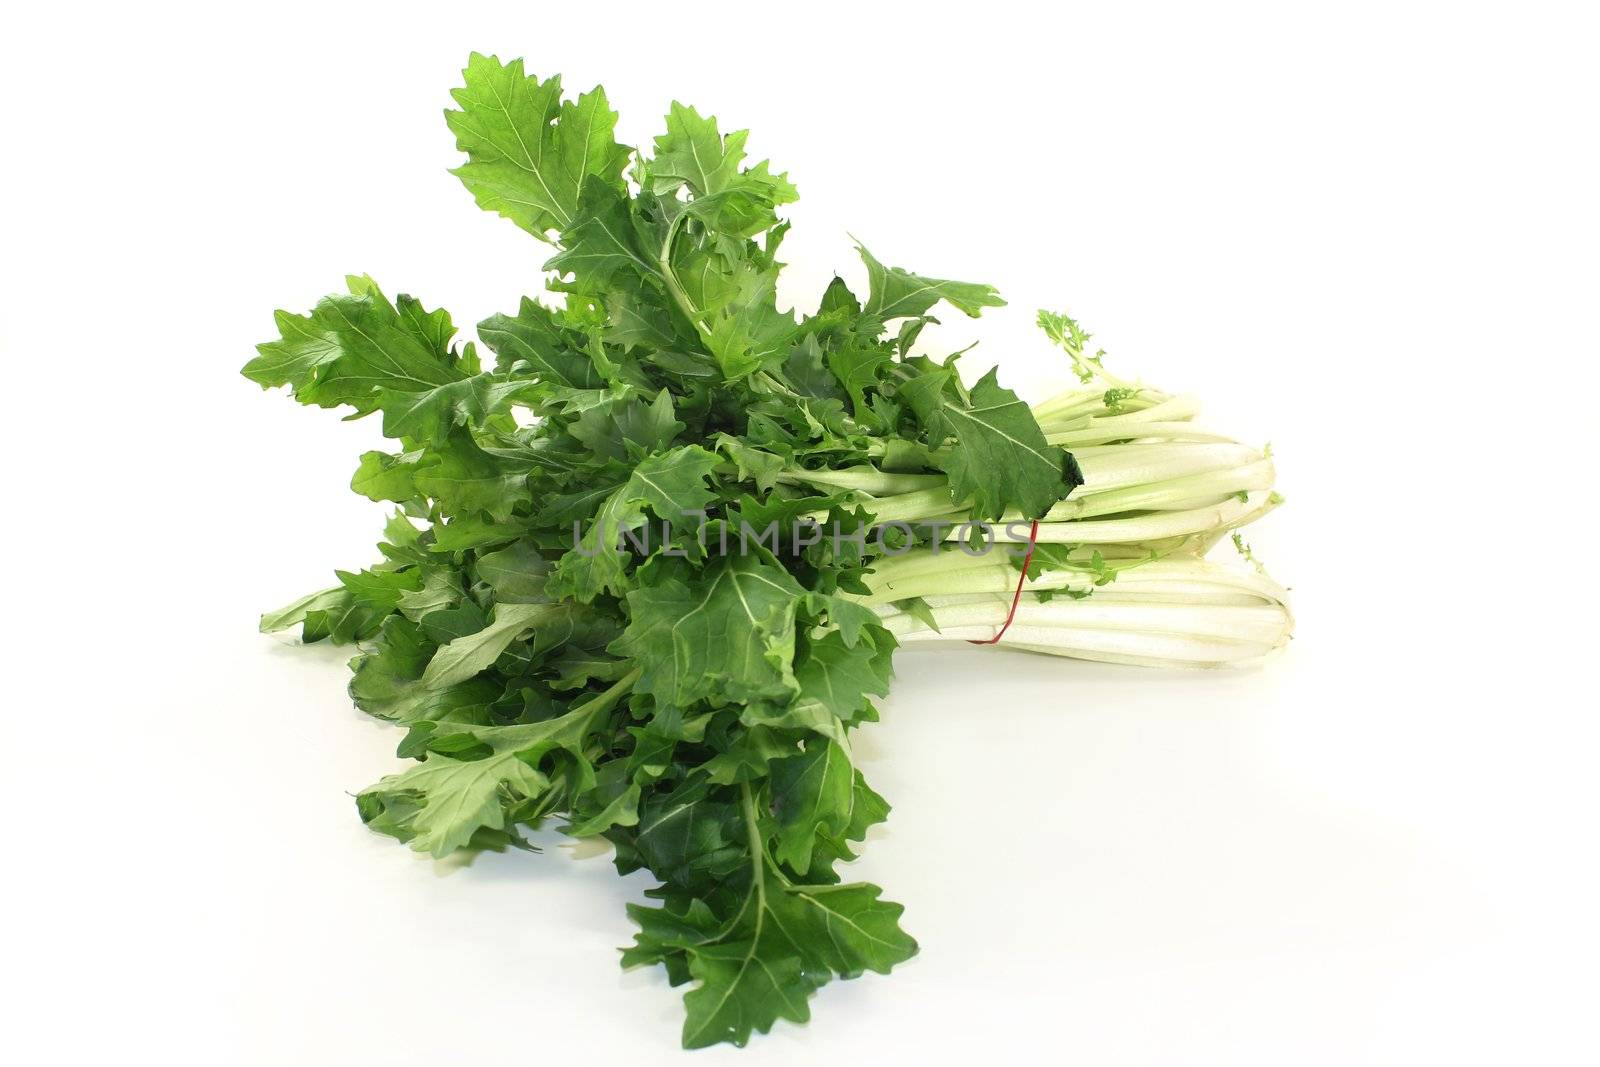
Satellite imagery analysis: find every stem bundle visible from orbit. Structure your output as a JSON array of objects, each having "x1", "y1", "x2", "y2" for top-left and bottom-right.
[{"x1": 841, "y1": 368, "x2": 1291, "y2": 668}]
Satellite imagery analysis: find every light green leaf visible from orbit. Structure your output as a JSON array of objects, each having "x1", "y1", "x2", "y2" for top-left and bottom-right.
[
  {"x1": 351, "y1": 450, "x2": 418, "y2": 502},
  {"x1": 681, "y1": 931, "x2": 820, "y2": 1049},
  {"x1": 348, "y1": 617, "x2": 497, "y2": 723},
  {"x1": 422, "y1": 601, "x2": 558, "y2": 689},
  {"x1": 775, "y1": 882, "x2": 917, "y2": 978},
  {"x1": 857, "y1": 243, "x2": 1005, "y2": 322},
  {"x1": 477, "y1": 298, "x2": 604, "y2": 389},
  {"x1": 446, "y1": 54, "x2": 631, "y2": 238},
  {"x1": 359, "y1": 675, "x2": 636, "y2": 857},
  {"x1": 769, "y1": 739, "x2": 854, "y2": 870},
  {"x1": 259, "y1": 586, "x2": 344, "y2": 635}
]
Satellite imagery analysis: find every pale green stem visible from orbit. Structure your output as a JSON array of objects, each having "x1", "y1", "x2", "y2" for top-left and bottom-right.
[
  {"x1": 778, "y1": 466, "x2": 947, "y2": 496},
  {"x1": 740, "y1": 782, "x2": 768, "y2": 918}
]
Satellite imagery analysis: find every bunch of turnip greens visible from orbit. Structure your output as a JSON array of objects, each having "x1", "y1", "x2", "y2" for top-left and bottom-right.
[{"x1": 244, "y1": 53, "x2": 1289, "y2": 1049}]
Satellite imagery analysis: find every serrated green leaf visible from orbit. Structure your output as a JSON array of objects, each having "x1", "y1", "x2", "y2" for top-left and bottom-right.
[
  {"x1": 769, "y1": 739, "x2": 854, "y2": 870},
  {"x1": 899, "y1": 365, "x2": 1076, "y2": 519},
  {"x1": 550, "y1": 445, "x2": 720, "y2": 601},
  {"x1": 614, "y1": 554, "x2": 805, "y2": 708},
  {"x1": 349, "y1": 616, "x2": 498, "y2": 723},
  {"x1": 421, "y1": 601, "x2": 559, "y2": 689},
  {"x1": 446, "y1": 54, "x2": 631, "y2": 239},
  {"x1": 856, "y1": 243, "x2": 1004, "y2": 322}
]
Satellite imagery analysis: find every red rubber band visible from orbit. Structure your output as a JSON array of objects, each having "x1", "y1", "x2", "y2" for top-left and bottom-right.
[{"x1": 969, "y1": 520, "x2": 1040, "y2": 645}]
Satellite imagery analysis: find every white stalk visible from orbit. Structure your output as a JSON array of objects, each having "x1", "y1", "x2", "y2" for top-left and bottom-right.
[
  {"x1": 870, "y1": 557, "x2": 1293, "y2": 669},
  {"x1": 862, "y1": 555, "x2": 1286, "y2": 608}
]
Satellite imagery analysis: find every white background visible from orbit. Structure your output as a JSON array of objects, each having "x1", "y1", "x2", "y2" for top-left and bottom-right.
[{"x1": 5, "y1": 2, "x2": 1597, "y2": 1063}]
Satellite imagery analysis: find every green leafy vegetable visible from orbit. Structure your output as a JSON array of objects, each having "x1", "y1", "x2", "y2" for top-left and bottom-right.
[{"x1": 245, "y1": 53, "x2": 1288, "y2": 1048}]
